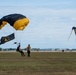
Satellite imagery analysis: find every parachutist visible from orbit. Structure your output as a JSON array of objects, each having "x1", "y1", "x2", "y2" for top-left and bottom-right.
[{"x1": 16, "y1": 44, "x2": 25, "y2": 56}]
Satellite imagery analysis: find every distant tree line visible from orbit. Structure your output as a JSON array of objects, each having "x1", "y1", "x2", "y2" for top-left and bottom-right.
[
  {"x1": 0, "y1": 47, "x2": 41, "y2": 51},
  {"x1": 0, "y1": 47, "x2": 75, "y2": 52}
]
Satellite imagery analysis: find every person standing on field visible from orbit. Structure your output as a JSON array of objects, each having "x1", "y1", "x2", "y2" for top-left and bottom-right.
[{"x1": 27, "y1": 44, "x2": 31, "y2": 57}]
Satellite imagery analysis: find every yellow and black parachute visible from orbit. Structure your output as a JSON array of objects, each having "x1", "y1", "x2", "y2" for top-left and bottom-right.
[
  {"x1": 0, "y1": 13, "x2": 29, "y2": 30},
  {"x1": 0, "y1": 14, "x2": 29, "y2": 44}
]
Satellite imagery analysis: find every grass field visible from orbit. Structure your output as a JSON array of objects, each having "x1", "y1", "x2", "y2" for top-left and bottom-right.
[{"x1": 0, "y1": 52, "x2": 76, "y2": 75}]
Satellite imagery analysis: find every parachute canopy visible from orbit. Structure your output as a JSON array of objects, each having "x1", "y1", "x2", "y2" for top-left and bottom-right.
[
  {"x1": 0, "y1": 14, "x2": 29, "y2": 30},
  {"x1": 68, "y1": 26, "x2": 76, "y2": 40},
  {"x1": 72, "y1": 27, "x2": 76, "y2": 35}
]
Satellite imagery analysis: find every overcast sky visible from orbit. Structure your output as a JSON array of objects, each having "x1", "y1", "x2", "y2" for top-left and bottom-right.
[{"x1": 0, "y1": 0, "x2": 76, "y2": 49}]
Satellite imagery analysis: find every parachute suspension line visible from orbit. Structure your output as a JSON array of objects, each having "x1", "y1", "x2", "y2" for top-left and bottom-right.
[
  {"x1": 0, "y1": 24, "x2": 13, "y2": 36},
  {"x1": 14, "y1": 31, "x2": 18, "y2": 44},
  {"x1": 14, "y1": 31, "x2": 22, "y2": 45},
  {"x1": 74, "y1": 34, "x2": 76, "y2": 43},
  {"x1": 68, "y1": 30, "x2": 73, "y2": 40},
  {"x1": 17, "y1": 31, "x2": 23, "y2": 45}
]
